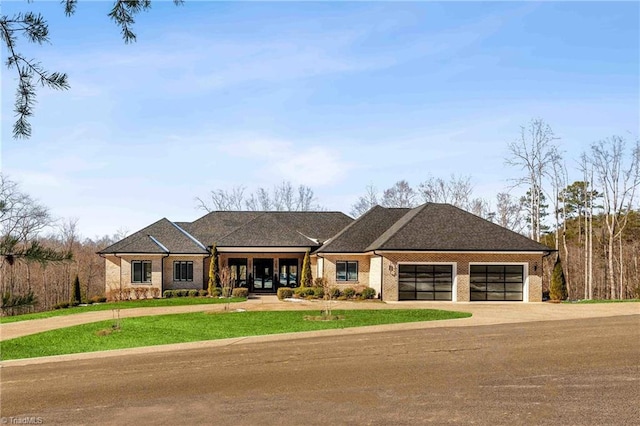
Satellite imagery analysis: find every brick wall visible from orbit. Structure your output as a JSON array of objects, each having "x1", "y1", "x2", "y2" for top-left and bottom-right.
[
  {"x1": 318, "y1": 254, "x2": 371, "y2": 289},
  {"x1": 380, "y1": 252, "x2": 544, "y2": 302},
  {"x1": 163, "y1": 255, "x2": 206, "y2": 290}
]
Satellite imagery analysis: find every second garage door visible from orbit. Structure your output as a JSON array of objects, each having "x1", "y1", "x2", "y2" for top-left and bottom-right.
[{"x1": 399, "y1": 264, "x2": 453, "y2": 301}]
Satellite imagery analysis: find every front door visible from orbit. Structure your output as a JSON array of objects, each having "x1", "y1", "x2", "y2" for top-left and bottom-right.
[
  {"x1": 252, "y1": 259, "x2": 274, "y2": 293},
  {"x1": 279, "y1": 259, "x2": 298, "y2": 288}
]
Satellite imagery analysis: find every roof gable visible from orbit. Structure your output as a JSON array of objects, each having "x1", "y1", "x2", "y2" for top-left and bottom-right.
[
  {"x1": 99, "y1": 218, "x2": 209, "y2": 255},
  {"x1": 369, "y1": 203, "x2": 551, "y2": 252},
  {"x1": 316, "y1": 206, "x2": 409, "y2": 253}
]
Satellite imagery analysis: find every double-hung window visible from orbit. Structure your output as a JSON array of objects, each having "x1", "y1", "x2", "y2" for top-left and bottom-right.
[
  {"x1": 132, "y1": 261, "x2": 152, "y2": 283},
  {"x1": 336, "y1": 261, "x2": 358, "y2": 281},
  {"x1": 174, "y1": 261, "x2": 193, "y2": 282}
]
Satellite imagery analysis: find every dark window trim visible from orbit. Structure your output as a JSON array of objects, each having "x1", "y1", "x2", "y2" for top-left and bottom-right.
[
  {"x1": 132, "y1": 260, "x2": 152, "y2": 284},
  {"x1": 173, "y1": 260, "x2": 194, "y2": 282},
  {"x1": 336, "y1": 260, "x2": 358, "y2": 282}
]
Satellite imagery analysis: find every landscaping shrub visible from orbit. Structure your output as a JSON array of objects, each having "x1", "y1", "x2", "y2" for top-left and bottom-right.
[
  {"x1": 71, "y1": 275, "x2": 81, "y2": 305},
  {"x1": 188, "y1": 290, "x2": 199, "y2": 297},
  {"x1": 313, "y1": 277, "x2": 327, "y2": 288},
  {"x1": 70, "y1": 300, "x2": 80, "y2": 307},
  {"x1": 328, "y1": 287, "x2": 341, "y2": 299},
  {"x1": 163, "y1": 290, "x2": 175, "y2": 298},
  {"x1": 293, "y1": 287, "x2": 306, "y2": 297},
  {"x1": 150, "y1": 288, "x2": 161, "y2": 298},
  {"x1": 134, "y1": 287, "x2": 148, "y2": 300},
  {"x1": 221, "y1": 287, "x2": 233, "y2": 298},
  {"x1": 343, "y1": 287, "x2": 356, "y2": 299},
  {"x1": 277, "y1": 288, "x2": 293, "y2": 300},
  {"x1": 232, "y1": 288, "x2": 248, "y2": 298},
  {"x1": 198, "y1": 289, "x2": 208, "y2": 297},
  {"x1": 360, "y1": 287, "x2": 376, "y2": 299},
  {"x1": 313, "y1": 286, "x2": 325, "y2": 298},
  {"x1": 210, "y1": 288, "x2": 222, "y2": 297},
  {"x1": 550, "y1": 257, "x2": 568, "y2": 301},
  {"x1": 90, "y1": 295, "x2": 107, "y2": 303},
  {"x1": 53, "y1": 301, "x2": 70, "y2": 310},
  {"x1": 176, "y1": 289, "x2": 189, "y2": 297}
]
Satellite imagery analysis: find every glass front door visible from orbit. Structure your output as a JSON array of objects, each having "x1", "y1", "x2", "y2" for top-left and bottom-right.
[
  {"x1": 229, "y1": 258, "x2": 248, "y2": 288},
  {"x1": 279, "y1": 259, "x2": 298, "y2": 288},
  {"x1": 252, "y1": 259, "x2": 274, "y2": 292}
]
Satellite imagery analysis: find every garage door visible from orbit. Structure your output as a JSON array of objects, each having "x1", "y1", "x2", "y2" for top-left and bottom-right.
[
  {"x1": 399, "y1": 264, "x2": 453, "y2": 301},
  {"x1": 470, "y1": 265, "x2": 524, "y2": 301}
]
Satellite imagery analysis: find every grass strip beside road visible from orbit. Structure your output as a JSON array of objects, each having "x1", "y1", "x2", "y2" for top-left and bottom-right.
[
  {"x1": 0, "y1": 297, "x2": 246, "y2": 324},
  {"x1": 0, "y1": 309, "x2": 471, "y2": 360}
]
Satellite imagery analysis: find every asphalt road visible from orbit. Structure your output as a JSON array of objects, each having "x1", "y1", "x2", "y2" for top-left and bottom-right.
[{"x1": 1, "y1": 315, "x2": 638, "y2": 425}]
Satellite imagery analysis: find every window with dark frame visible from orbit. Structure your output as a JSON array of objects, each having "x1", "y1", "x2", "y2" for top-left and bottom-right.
[
  {"x1": 336, "y1": 261, "x2": 358, "y2": 281},
  {"x1": 173, "y1": 261, "x2": 194, "y2": 282},
  {"x1": 132, "y1": 260, "x2": 152, "y2": 283}
]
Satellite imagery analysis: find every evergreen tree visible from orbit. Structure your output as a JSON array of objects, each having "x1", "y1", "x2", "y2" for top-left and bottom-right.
[
  {"x1": 300, "y1": 251, "x2": 312, "y2": 287},
  {"x1": 550, "y1": 256, "x2": 568, "y2": 301},
  {"x1": 207, "y1": 244, "x2": 218, "y2": 295},
  {"x1": 71, "y1": 274, "x2": 81, "y2": 305}
]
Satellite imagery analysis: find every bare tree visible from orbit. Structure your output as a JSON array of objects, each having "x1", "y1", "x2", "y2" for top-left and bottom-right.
[
  {"x1": 381, "y1": 180, "x2": 417, "y2": 208},
  {"x1": 418, "y1": 174, "x2": 473, "y2": 207},
  {"x1": 350, "y1": 184, "x2": 379, "y2": 217},
  {"x1": 589, "y1": 136, "x2": 640, "y2": 299},
  {"x1": 196, "y1": 181, "x2": 322, "y2": 212},
  {"x1": 494, "y1": 192, "x2": 525, "y2": 233},
  {"x1": 505, "y1": 118, "x2": 560, "y2": 242},
  {"x1": 195, "y1": 186, "x2": 246, "y2": 212}
]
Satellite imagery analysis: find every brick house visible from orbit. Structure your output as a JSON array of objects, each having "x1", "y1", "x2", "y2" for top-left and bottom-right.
[{"x1": 99, "y1": 204, "x2": 552, "y2": 302}]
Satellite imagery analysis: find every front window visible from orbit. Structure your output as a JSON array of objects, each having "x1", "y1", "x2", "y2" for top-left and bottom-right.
[
  {"x1": 336, "y1": 261, "x2": 358, "y2": 281},
  {"x1": 174, "y1": 261, "x2": 194, "y2": 282},
  {"x1": 132, "y1": 260, "x2": 152, "y2": 283}
]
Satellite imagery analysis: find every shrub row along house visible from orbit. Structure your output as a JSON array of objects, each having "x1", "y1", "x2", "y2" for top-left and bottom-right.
[{"x1": 99, "y1": 203, "x2": 553, "y2": 302}]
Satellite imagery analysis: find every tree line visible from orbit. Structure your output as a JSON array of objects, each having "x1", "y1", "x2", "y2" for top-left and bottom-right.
[{"x1": 1, "y1": 119, "x2": 638, "y2": 315}]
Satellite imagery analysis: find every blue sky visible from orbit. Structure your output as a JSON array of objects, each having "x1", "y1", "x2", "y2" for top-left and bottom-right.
[{"x1": 1, "y1": 1, "x2": 638, "y2": 239}]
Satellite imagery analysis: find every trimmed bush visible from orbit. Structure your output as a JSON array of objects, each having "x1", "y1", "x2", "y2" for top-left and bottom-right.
[
  {"x1": 221, "y1": 287, "x2": 233, "y2": 298},
  {"x1": 343, "y1": 287, "x2": 356, "y2": 299},
  {"x1": 177, "y1": 289, "x2": 189, "y2": 297},
  {"x1": 360, "y1": 287, "x2": 376, "y2": 299},
  {"x1": 188, "y1": 290, "x2": 199, "y2": 297},
  {"x1": 328, "y1": 287, "x2": 341, "y2": 299},
  {"x1": 53, "y1": 301, "x2": 70, "y2": 310},
  {"x1": 232, "y1": 288, "x2": 249, "y2": 298},
  {"x1": 89, "y1": 295, "x2": 106, "y2": 304},
  {"x1": 163, "y1": 290, "x2": 175, "y2": 298},
  {"x1": 277, "y1": 288, "x2": 293, "y2": 300},
  {"x1": 313, "y1": 277, "x2": 328, "y2": 288},
  {"x1": 294, "y1": 287, "x2": 315, "y2": 297},
  {"x1": 313, "y1": 287, "x2": 325, "y2": 298},
  {"x1": 210, "y1": 288, "x2": 222, "y2": 297},
  {"x1": 550, "y1": 257, "x2": 568, "y2": 301},
  {"x1": 198, "y1": 289, "x2": 208, "y2": 297},
  {"x1": 150, "y1": 288, "x2": 161, "y2": 298}
]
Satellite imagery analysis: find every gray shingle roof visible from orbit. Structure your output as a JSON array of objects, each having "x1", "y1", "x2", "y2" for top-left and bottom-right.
[
  {"x1": 370, "y1": 204, "x2": 551, "y2": 252},
  {"x1": 100, "y1": 211, "x2": 353, "y2": 254},
  {"x1": 317, "y1": 204, "x2": 552, "y2": 253},
  {"x1": 99, "y1": 218, "x2": 209, "y2": 255},
  {"x1": 315, "y1": 206, "x2": 410, "y2": 253}
]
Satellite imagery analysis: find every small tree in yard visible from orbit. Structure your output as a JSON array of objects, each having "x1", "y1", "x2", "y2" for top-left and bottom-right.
[
  {"x1": 208, "y1": 244, "x2": 218, "y2": 296},
  {"x1": 71, "y1": 275, "x2": 81, "y2": 305},
  {"x1": 219, "y1": 266, "x2": 236, "y2": 311},
  {"x1": 301, "y1": 251, "x2": 312, "y2": 287},
  {"x1": 550, "y1": 256, "x2": 568, "y2": 301}
]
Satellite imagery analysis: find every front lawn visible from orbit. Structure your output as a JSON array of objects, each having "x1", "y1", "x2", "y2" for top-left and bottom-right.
[
  {"x1": 0, "y1": 297, "x2": 246, "y2": 324},
  {"x1": 0, "y1": 309, "x2": 471, "y2": 360}
]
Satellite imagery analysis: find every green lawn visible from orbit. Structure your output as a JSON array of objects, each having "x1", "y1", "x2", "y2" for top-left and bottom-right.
[
  {"x1": 0, "y1": 297, "x2": 246, "y2": 324},
  {"x1": 0, "y1": 309, "x2": 471, "y2": 360}
]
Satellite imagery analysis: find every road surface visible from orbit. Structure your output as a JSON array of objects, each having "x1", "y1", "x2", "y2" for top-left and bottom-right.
[{"x1": 1, "y1": 315, "x2": 638, "y2": 425}]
